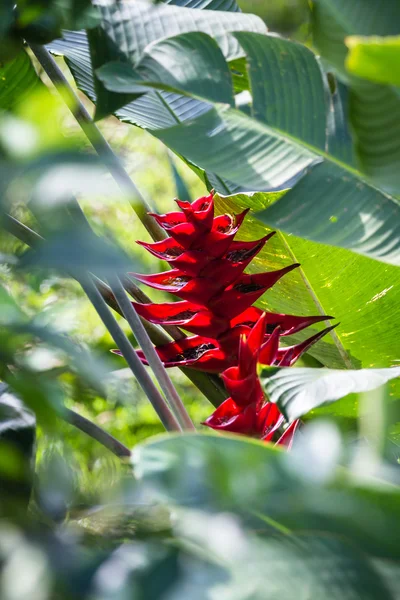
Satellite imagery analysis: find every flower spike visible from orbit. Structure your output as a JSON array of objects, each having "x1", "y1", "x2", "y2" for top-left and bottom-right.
[{"x1": 115, "y1": 193, "x2": 337, "y2": 449}]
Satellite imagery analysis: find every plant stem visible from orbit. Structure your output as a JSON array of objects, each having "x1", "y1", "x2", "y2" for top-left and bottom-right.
[
  {"x1": 4, "y1": 214, "x2": 44, "y2": 244},
  {"x1": 80, "y1": 276, "x2": 181, "y2": 432},
  {"x1": 28, "y1": 43, "x2": 166, "y2": 243},
  {"x1": 109, "y1": 276, "x2": 195, "y2": 431},
  {"x1": 62, "y1": 407, "x2": 131, "y2": 458}
]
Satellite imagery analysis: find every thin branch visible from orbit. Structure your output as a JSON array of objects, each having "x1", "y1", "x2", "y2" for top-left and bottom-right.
[
  {"x1": 80, "y1": 276, "x2": 181, "y2": 432},
  {"x1": 109, "y1": 276, "x2": 195, "y2": 431},
  {"x1": 62, "y1": 407, "x2": 131, "y2": 458},
  {"x1": 28, "y1": 43, "x2": 166, "y2": 243},
  {"x1": 4, "y1": 214, "x2": 44, "y2": 244}
]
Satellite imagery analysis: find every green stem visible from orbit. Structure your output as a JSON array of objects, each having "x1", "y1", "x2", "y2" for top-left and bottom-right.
[
  {"x1": 80, "y1": 276, "x2": 181, "y2": 432},
  {"x1": 28, "y1": 43, "x2": 166, "y2": 243},
  {"x1": 63, "y1": 407, "x2": 131, "y2": 458},
  {"x1": 110, "y1": 277, "x2": 195, "y2": 431}
]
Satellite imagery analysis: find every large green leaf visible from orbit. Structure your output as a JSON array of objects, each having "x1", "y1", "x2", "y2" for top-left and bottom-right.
[
  {"x1": 0, "y1": 51, "x2": 41, "y2": 111},
  {"x1": 48, "y1": 30, "x2": 212, "y2": 129},
  {"x1": 90, "y1": 0, "x2": 266, "y2": 64},
  {"x1": 213, "y1": 192, "x2": 400, "y2": 380},
  {"x1": 133, "y1": 432, "x2": 400, "y2": 560},
  {"x1": 261, "y1": 366, "x2": 400, "y2": 421},
  {"x1": 311, "y1": 0, "x2": 400, "y2": 193}
]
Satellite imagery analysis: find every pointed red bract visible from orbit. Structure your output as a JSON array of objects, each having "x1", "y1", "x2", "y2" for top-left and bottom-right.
[
  {"x1": 132, "y1": 301, "x2": 229, "y2": 337},
  {"x1": 136, "y1": 334, "x2": 239, "y2": 372},
  {"x1": 276, "y1": 325, "x2": 338, "y2": 366},
  {"x1": 210, "y1": 264, "x2": 300, "y2": 318}
]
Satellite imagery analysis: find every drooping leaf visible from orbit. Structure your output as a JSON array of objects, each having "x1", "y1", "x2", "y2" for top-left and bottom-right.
[
  {"x1": 96, "y1": 32, "x2": 235, "y2": 106},
  {"x1": 152, "y1": 103, "x2": 400, "y2": 265},
  {"x1": 47, "y1": 32, "x2": 220, "y2": 129},
  {"x1": 311, "y1": 0, "x2": 400, "y2": 193},
  {"x1": 88, "y1": 0, "x2": 266, "y2": 118},
  {"x1": 261, "y1": 366, "x2": 400, "y2": 421},
  {"x1": 346, "y1": 35, "x2": 400, "y2": 87}
]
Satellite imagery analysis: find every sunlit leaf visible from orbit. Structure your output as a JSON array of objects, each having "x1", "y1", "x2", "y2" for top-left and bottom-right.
[
  {"x1": 346, "y1": 35, "x2": 400, "y2": 87},
  {"x1": 261, "y1": 366, "x2": 400, "y2": 421}
]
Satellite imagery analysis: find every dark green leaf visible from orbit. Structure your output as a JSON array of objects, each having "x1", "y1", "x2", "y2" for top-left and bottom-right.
[
  {"x1": 96, "y1": 32, "x2": 235, "y2": 106},
  {"x1": 48, "y1": 31, "x2": 214, "y2": 129},
  {"x1": 91, "y1": 0, "x2": 266, "y2": 64},
  {"x1": 168, "y1": 153, "x2": 192, "y2": 201},
  {"x1": 0, "y1": 50, "x2": 42, "y2": 111},
  {"x1": 87, "y1": 26, "x2": 139, "y2": 121},
  {"x1": 153, "y1": 103, "x2": 400, "y2": 265}
]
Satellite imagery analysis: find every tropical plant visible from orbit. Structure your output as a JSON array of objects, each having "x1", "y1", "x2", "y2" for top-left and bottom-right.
[{"x1": 0, "y1": 0, "x2": 400, "y2": 598}]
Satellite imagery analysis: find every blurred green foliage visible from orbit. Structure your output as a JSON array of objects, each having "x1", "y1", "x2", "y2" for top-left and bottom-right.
[{"x1": 238, "y1": 0, "x2": 310, "y2": 36}]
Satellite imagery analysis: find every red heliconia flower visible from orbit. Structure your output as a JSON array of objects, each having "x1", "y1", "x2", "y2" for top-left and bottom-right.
[{"x1": 114, "y1": 191, "x2": 337, "y2": 449}]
